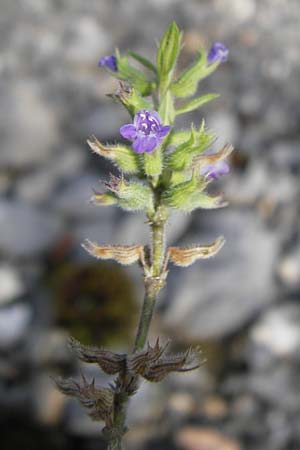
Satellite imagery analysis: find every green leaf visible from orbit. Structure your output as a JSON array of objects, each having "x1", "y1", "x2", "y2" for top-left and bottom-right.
[
  {"x1": 171, "y1": 51, "x2": 220, "y2": 98},
  {"x1": 127, "y1": 50, "x2": 157, "y2": 74},
  {"x1": 170, "y1": 51, "x2": 206, "y2": 98},
  {"x1": 115, "y1": 49, "x2": 153, "y2": 96},
  {"x1": 176, "y1": 93, "x2": 219, "y2": 116},
  {"x1": 157, "y1": 22, "x2": 182, "y2": 93},
  {"x1": 183, "y1": 192, "x2": 228, "y2": 212}
]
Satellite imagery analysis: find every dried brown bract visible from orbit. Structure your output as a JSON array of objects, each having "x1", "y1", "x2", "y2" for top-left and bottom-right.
[
  {"x1": 69, "y1": 337, "x2": 126, "y2": 375},
  {"x1": 54, "y1": 374, "x2": 114, "y2": 425}
]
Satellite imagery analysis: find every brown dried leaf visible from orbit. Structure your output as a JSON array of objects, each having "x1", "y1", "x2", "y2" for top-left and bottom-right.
[
  {"x1": 168, "y1": 236, "x2": 225, "y2": 267},
  {"x1": 69, "y1": 337, "x2": 126, "y2": 375},
  {"x1": 54, "y1": 374, "x2": 114, "y2": 424},
  {"x1": 82, "y1": 239, "x2": 145, "y2": 266},
  {"x1": 193, "y1": 144, "x2": 234, "y2": 169},
  {"x1": 87, "y1": 136, "x2": 116, "y2": 160},
  {"x1": 128, "y1": 338, "x2": 169, "y2": 375}
]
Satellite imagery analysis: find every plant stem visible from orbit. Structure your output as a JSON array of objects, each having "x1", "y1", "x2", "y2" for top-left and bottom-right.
[
  {"x1": 106, "y1": 203, "x2": 167, "y2": 450},
  {"x1": 134, "y1": 209, "x2": 166, "y2": 351}
]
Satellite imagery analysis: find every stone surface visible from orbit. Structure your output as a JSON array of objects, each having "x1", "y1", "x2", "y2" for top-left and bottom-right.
[
  {"x1": 0, "y1": 201, "x2": 63, "y2": 258},
  {"x1": 0, "y1": 303, "x2": 32, "y2": 349},
  {"x1": 0, "y1": 265, "x2": 25, "y2": 306},
  {"x1": 162, "y1": 208, "x2": 278, "y2": 340},
  {"x1": 175, "y1": 426, "x2": 241, "y2": 450},
  {"x1": 250, "y1": 303, "x2": 300, "y2": 359}
]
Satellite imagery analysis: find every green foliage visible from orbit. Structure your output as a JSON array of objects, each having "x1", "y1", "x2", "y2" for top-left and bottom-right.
[
  {"x1": 162, "y1": 175, "x2": 205, "y2": 209},
  {"x1": 108, "y1": 177, "x2": 153, "y2": 212},
  {"x1": 176, "y1": 93, "x2": 219, "y2": 115},
  {"x1": 115, "y1": 49, "x2": 153, "y2": 96},
  {"x1": 112, "y1": 83, "x2": 153, "y2": 116},
  {"x1": 127, "y1": 50, "x2": 157, "y2": 74},
  {"x1": 167, "y1": 121, "x2": 215, "y2": 171},
  {"x1": 158, "y1": 91, "x2": 175, "y2": 124},
  {"x1": 114, "y1": 145, "x2": 142, "y2": 174},
  {"x1": 143, "y1": 149, "x2": 163, "y2": 178},
  {"x1": 156, "y1": 21, "x2": 182, "y2": 94},
  {"x1": 171, "y1": 51, "x2": 220, "y2": 98}
]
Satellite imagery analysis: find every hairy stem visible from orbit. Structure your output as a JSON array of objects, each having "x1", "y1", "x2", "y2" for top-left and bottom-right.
[
  {"x1": 106, "y1": 203, "x2": 167, "y2": 450},
  {"x1": 134, "y1": 211, "x2": 166, "y2": 351}
]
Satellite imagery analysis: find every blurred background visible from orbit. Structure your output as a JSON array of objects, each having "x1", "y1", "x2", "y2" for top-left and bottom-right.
[{"x1": 1, "y1": 0, "x2": 300, "y2": 449}]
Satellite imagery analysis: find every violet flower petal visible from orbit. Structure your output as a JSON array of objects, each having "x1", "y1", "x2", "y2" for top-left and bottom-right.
[
  {"x1": 120, "y1": 124, "x2": 137, "y2": 140},
  {"x1": 207, "y1": 42, "x2": 229, "y2": 64},
  {"x1": 158, "y1": 125, "x2": 171, "y2": 138},
  {"x1": 98, "y1": 55, "x2": 118, "y2": 72},
  {"x1": 201, "y1": 160, "x2": 230, "y2": 179},
  {"x1": 132, "y1": 135, "x2": 158, "y2": 154}
]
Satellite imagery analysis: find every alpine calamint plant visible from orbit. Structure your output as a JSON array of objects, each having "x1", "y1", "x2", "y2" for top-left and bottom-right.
[{"x1": 56, "y1": 22, "x2": 232, "y2": 450}]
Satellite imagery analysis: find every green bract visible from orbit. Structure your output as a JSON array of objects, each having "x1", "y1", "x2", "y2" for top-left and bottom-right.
[
  {"x1": 171, "y1": 51, "x2": 220, "y2": 98},
  {"x1": 157, "y1": 21, "x2": 182, "y2": 95},
  {"x1": 176, "y1": 93, "x2": 219, "y2": 115},
  {"x1": 115, "y1": 49, "x2": 153, "y2": 96},
  {"x1": 167, "y1": 121, "x2": 215, "y2": 171}
]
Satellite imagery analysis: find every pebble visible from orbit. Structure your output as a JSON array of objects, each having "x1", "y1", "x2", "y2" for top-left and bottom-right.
[
  {"x1": 0, "y1": 303, "x2": 32, "y2": 349},
  {"x1": 175, "y1": 426, "x2": 241, "y2": 450},
  {"x1": 163, "y1": 208, "x2": 278, "y2": 340},
  {"x1": 0, "y1": 200, "x2": 63, "y2": 258},
  {"x1": 250, "y1": 303, "x2": 300, "y2": 359},
  {"x1": 0, "y1": 265, "x2": 25, "y2": 306}
]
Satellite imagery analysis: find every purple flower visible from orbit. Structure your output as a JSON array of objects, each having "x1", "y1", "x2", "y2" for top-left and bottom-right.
[
  {"x1": 98, "y1": 54, "x2": 117, "y2": 72},
  {"x1": 200, "y1": 149, "x2": 230, "y2": 179},
  {"x1": 120, "y1": 110, "x2": 171, "y2": 154},
  {"x1": 207, "y1": 42, "x2": 229, "y2": 64}
]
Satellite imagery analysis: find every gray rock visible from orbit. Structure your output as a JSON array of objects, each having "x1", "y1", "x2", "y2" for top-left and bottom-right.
[
  {"x1": 16, "y1": 169, "x2": 58, "y2": 205},
  {"x1": 127, "y1": 381, "x2": 164, "y2": 425},
  {"x1": 250, "y1": 303, "x2": 300, "y2": 359},
  {"x1": 0, "y1": 265, "x2": 25, "y2": 306},
  {"x1": 0, "y1": 80, "x2": 60, "y2": 169},
  {"x1": 76, "y1": 104, "x2": 128, "y2": 140},
  {"x1": 117, "y1": 210, "x2": 191, "y2": 246},
  {"x1": 0, "y1": 200, "x2": 63, "y2": 258},
  {"x1": 206, "y1": 111, "x2": 240, "y2": 148},
  {"x1": 29, "y1": 328, "x2": 71, "y2": 366},
  {"x1": 162, "y1": 208, "x2": 278, "y2": 340},
  {"x1": 0, "y1": 303, "x2": 32, "y2": 349},
  {"x1": 53, "y1": 174, "x2": 116, "y2": 221},
  {"x1": 63, "y1": 17, "x2": 111, "y2": 65}
]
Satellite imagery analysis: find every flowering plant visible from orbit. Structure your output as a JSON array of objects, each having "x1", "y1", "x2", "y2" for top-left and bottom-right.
[{"x1": 56, "y1": 22, "x2": 232, "y2": 450}]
